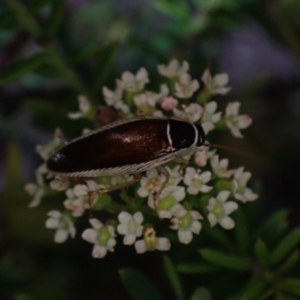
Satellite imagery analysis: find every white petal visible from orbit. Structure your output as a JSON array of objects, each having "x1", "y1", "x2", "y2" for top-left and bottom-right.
[
  {"x1": 156, "y1": 238, "x2": 171, "y2": 251},
  {"x1": 178, "y1": 230, "x2": 193, "y2": 244},
  {"x1": 202, "y1": 122, "x2": 214, "y2": 134},
  {"x1": 47, "y1": 210, "x2": 62, "y2": 219},
  {"x1": 190, "y1": 210, "x2": 203, "y2": 220},
  {"x1": 200, "y1": 171, "x2": 211, "y2": 183},
  {"x1": 158, "y1": 210, "x2": 172, "y2": 219},
  {"x1": 172, "y1": 186, "x2": 186, "y2": 201},
  {"x1": 187, "y1": 187, "x2": 199, "y2": 195},
  {"x1": 82, "y1": 228, "x2": 97, "y2": 243},
  {"x1": 107, "y1": 238, "x2": 117, "y2": 251},
  {"x1": 133, "y1": 212, "x2": 143, "y2": 224},
  {"x1": 191, "y1": 221, "x2": 202, "y2": 234},
  {"x1": 237, "y1": 115, "x2": 252, "y2": 129},
  {"x1": 244, "y1": 188, "x2": 258, "y2": 201},
  {"x1": 201, "y1": 68, "x2": 212, "y2": 86},
  {"x1": 89, "y1": 218, "x2": 103, "y2": 230},
  {"x1": 240, "y1": 172, "x2": 251, "y2": 186},
  {"x1": 117, "y1": 223, "x2": 128, "y2": 235},
  {"x1": 29, "y1": 189, "x2": 44, "y2": 207},
  {"x1": 92, "y1": 245, "x2": 107, "y2": 258},
  {"x1": 234, "y1": 167, "x2": 244, "y2": 180},
  {"x1": 67, "y1": 112, "x2": 82, "y2": 119},
  {"x1": 223, "y1": 201, "x2": 238, "y2": 214},
  {"x1": 219, "y1": 216, "x2": 235, "y2": 230},
  {"x1": 137, "y1": 187, "x2": 149, "y2": 198},
  {"x1": 207, "y1": 213, "x2": 218, "y2": 227},
  {"x1": 226, "y1": 102, "x2": 240, "y2": 116},
  {"x1": 206, "y1": 197, "x2": 216, "y2": 211},
  {"x1": 135, "y1": 240, "x2": 147, "y2": 253},
  {"x1": 118, "y1": 211, "x2": 132, "y2": 224},
  {"x1": 217, "y1": 190, "x2": 230, "y2": 202},
  {"x1": 54, "y1": 229, "x2": 68, "y2": 243},
  {"x1": 124, "y1": 234, "x2": 136, "y2": 245},
  {"x1": 213, "y1": 73, "x2": 229, "y2": 87},
  {"x1": 45, "y1": 218, "x2": 59, "y2": 229},
  {"x1": 200, "y1": 185, "x2": 213, "y2": 193}
]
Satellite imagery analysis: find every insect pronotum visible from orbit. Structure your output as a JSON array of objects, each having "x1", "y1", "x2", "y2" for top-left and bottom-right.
[{"x1": 46, "y1": 117, "x2": 206, "y2": 200}]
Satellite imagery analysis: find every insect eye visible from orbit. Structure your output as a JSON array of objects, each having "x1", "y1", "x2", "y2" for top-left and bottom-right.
[{"x1": 47, "y1": 152, "x2": 66, "y2": 171}]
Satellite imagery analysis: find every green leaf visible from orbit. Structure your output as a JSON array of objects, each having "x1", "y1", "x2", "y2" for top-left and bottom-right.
[
  {"x1": 0, "y1": 53, "x2": 44, "y2": 85},
  {"x1": 7, "y1": 0, "x2": 41, "y2": 37},
  {"x1": 154, "y1": 0, "x2": 190, "y2": 22},
  {"x1": 232, "y1": 207, "x2": 249, "y2": 253},
  {"x1": 275, "y1": 293, "x2": 299, "y2": 300},
  {"x1": 202, "y1": 222, "x2": 231, "y2": 248},
  {"x1": 237, "y1": 276, "x2": 268, "y2": 300},
  {"x1": 200, "y1": 249, "x2": 251, "y2": 271},
  {"x1": 254, "y1": 239, "x2": 270, "y2": 268},
  {"x1": 270, "y1": 228, "x2": 300, "y2": 265},
  {"x1": 177, "y1": 262, "x2": 219, "y2": 274},
  {"x1": 120, "y1": 268, "x2": 164, "y2": 300},
  {"x1": 277, "y1": 250, "x2": 299, "y2": 275},
  {"x1": 259, "y1": 210, "x2": 288, "y2": 236},
  {"x1": 163, "y1": 256, "x2": 185, "y2": 300},
  {"x1": 282, "y1": 278, "x2": 300, "y2": 296},
  {"x1": 44, "y1": 0, "x2": 64, "y2": 37},
  {"x1": 190, "y1": 287, "x2": 212, "y2": 300}
]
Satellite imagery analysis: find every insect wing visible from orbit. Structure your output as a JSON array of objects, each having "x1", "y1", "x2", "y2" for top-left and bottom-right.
[{"x1": 47, "y1": 119, "x2": 173, "y2": 174}]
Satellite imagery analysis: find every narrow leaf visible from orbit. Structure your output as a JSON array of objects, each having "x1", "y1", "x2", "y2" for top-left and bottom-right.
[
  {"x1": 232, "y1": 207, "x2": 249, "y2": 253},
  {"x1": 270, "y1": 228, "x2": 300, "y2": 265},
  {"x1": 282, "y1": 278, "x2": 300, "y2": 296},
  {"x1": 240, "y1": 277, "x2": 268, "y2": 300},
  {"x1": 120, "y1": 268, "x2": 164, "y2": 300},
  {"x1": 177, "y1": 262, "x2": 219, "y2": 274},
  {"x1": 163, "y1": 256, "x2": 185, "y2": 300},
  {"x1": 254, "y1": 239, "x2": 270, "y2": 268},
  {"x1": 200, "y1": 249, "x2": 251, "y2": 271},
  {"x1": 277, "y1": 250, "x2": 299, "y2": 275},
  {"x1": 190, "y1": 288, "x2": 212, "y2": 300},
  {"x1": 0, "y1": 53, "x2": 44, "y2": 85},
  {"x1": 259, "y1": 210, "x2": 288, "y2": 235}
]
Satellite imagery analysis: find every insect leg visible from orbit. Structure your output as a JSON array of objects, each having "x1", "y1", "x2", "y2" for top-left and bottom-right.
[
  {"x1": 174, "y1": 155, "x2": 189, "y2": 174},
  {"x1": 154, "y1": 166, "x2": 170, "y2": 202}
]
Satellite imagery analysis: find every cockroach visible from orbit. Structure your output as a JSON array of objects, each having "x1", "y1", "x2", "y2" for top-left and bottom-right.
[{"x1": 46, "y1": 117, "x2": 206, "y2": 199}]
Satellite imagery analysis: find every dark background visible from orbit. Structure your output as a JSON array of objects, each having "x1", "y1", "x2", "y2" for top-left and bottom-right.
[{"x1": 1, "y1": 0, "x2": 300, "y2": 299}]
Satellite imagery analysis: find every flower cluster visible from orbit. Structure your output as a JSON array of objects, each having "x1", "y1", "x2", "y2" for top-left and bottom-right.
[{"x1": 25, "y1": 59, "x2": 257, "y2": 258}]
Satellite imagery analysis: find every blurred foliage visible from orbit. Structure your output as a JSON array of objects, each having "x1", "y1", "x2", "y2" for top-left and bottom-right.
[{"x1": 1, "y1": 0, "x2": 300, "y2": 299}]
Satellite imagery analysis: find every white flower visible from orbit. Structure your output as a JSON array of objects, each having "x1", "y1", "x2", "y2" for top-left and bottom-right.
[
  {"x1": 82, "y1": 219, "x2": 116, "y2": 259},
  {"x1": 137, "y1": 169, "x2": 164, "y2": 198},
  {"x1": 120, "y1": 68, "x2": 149, "y2": 92},
  {"x1": 194, "y1": 145, "x2": 216, "y2": 167},
  {"x1": 232, "y1": 167, "x2": 258, "y2": 203},
  {"x1": 68, "y1": 95, "x2": 92, "y2": 119},
  {"x1": 165, "y1": 165, "x2": 183, "y2": 186},
  {"x1": 184, "y1": 167, "x2": 212, "y2": 195},
  {"x1": 36, "y1": 129, "x2": 65, "y2": 161},
  {"x1": 134, "y1": 92, "x2": 162, "y2": 116},
  {"x1": 201, "y1": 101, "x2": 222, "y2": 134},
  {"x1": 201, "y1": 69, "x2": 231, "y2": 95},
  {"x1": 25, "y1": 166, "x2": 49, "y2": 207},
  {"x1": 210, "y1": 155, "x2": 234, "y2": 178},
  {"x1": 207, "y1": 191, "x2": 238, "y2": 229},
  {"x1": 50, "y1": 175, "x2": 70, "y2": 191},
  {"x1": 225, "y1": 102, "x2": 252, "y2": 138},
  {"x1": 117, "y1": 212, "x2": 144, "y2": 245},
  {"x1": 148, "y1": 185, "x2": 186, "y2": 219},
  {"x1": 45, "y1": 210, "x2": 76, "y2": 243},
  {"x1": 175, "y1": 73, "x2": 200, "y2": 99},
  {"x1": 103, "y1": 81, "x2": 130, "y2": 114},
  {"x1": 173, "y1": 103, "x2": 202, "y2": 123},
  {"x1": 158, "y1": 59, "x2": 189, "y2": 78},
  {"x1": 64, "y1": 180, "x2": 104, "y2": 216},
  {"x1": 134, "y1": 225, "x2": 171, "y2": 253},
  {"x1": 111, "y1": 174, "x2": 134, "y2": 186},
  {"x1": 170, "y1": 209, "x2": 203, "y2": 244}
]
